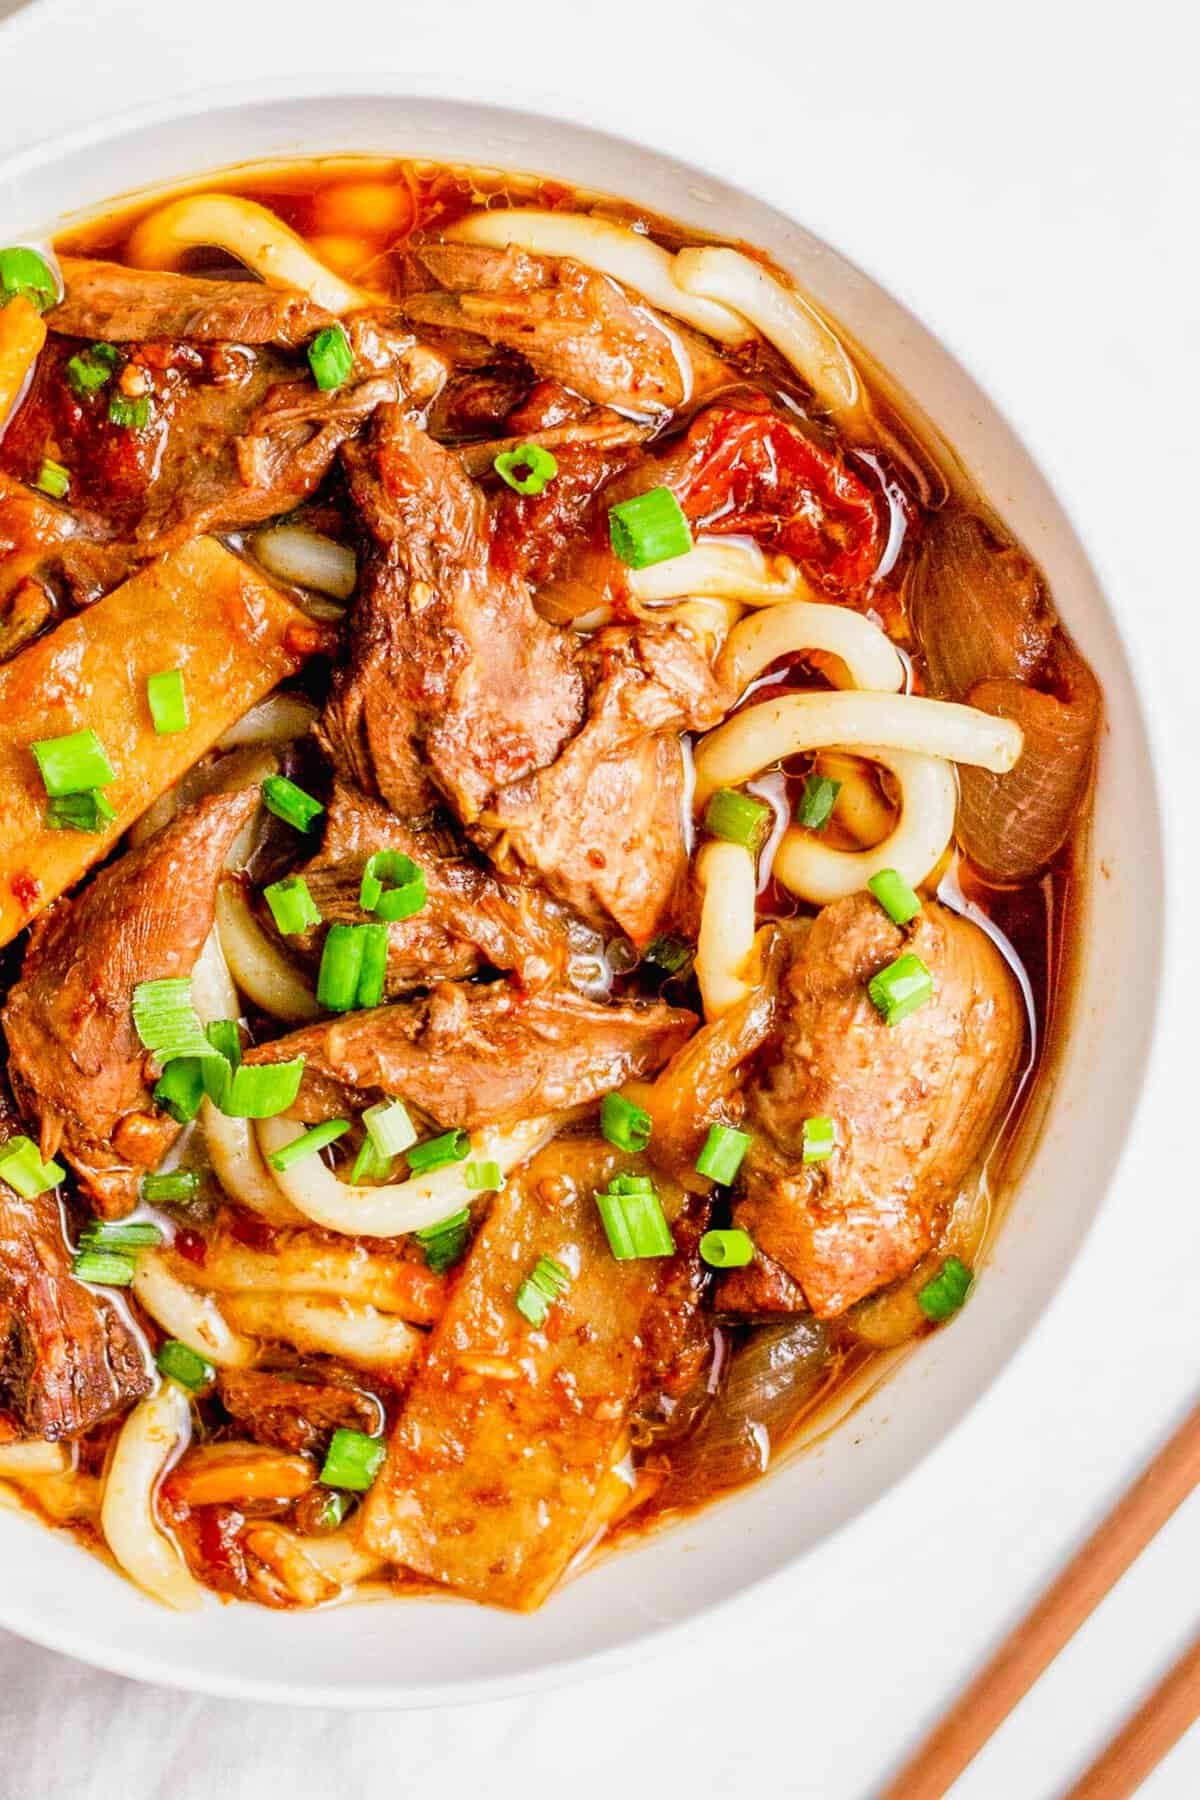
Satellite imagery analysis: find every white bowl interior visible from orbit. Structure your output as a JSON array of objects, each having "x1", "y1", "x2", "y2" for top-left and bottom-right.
[{"x1": 0, "y1": 87, "x2": 1164, "y2": 1706}]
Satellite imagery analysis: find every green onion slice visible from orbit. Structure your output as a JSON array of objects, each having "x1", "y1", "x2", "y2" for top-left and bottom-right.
[
  {"x1": 414, "y1": 1207, "x2": 471, "y2": 1274},
  {"x1": 261, "y1": 774, "x2": 324, "y2": 834},
  {"x1": 600, "y1": 1092, "x2": 652, "y2": 1154},
  {"x1": 362, "y1": 1099, "x2": 417, "y2": 1159},
  {"x1": 917, "y1": 1256, "x2": 974, "y2": 1322},
  {"x1": 359, "y1": 851, "x2": 426, "y2": 922},
  {"x1": 802, "y1": 1116, "x2": 836, "y2": 1163},
  {"x1": 153, "y1": 1058, "x2": 206, "y2": 1125},
  {"x1": 203, "y1": 1058, "x2": 306, "y2": 1121},
  {"x1": 132, "y1": 977, "x2": 215, "y2": 1065},
  {"x1": 267, "y1": 1119, "x2": 351, "y2": 1173},
  {"x1": 71, "y1": 1250, "x2": 136, "y2": 1287},
  {"x1": 315, "y1": 1490, "x2": 353, "y2": 1531},
  {"x1": 699, "y1": 1228, "x2": 756, "y2": 1269},
  {"x1": 319, "y1": 1427, "x2": 385, "y2": 1492},
  {"x1": 407, "y1": 1129, "x2": 470, "y2": 1175},
  {"x1": 703, "y1": 786, "x2": 772, "y2": 853},
  {"x1": 78, "y1": 1220, "x2": 163, "y2": 1253},
  {"x1": 595, "y1": 1181, "x2": 674, "y2": 1261},
  {"x1": 45, "y1": 790, "x2": 116, "y2": 835},
  {"x1": 608, "y1": 486, "x2": 693, "y2": 570},
  {"x1": 867, "y1": 867, "x2": 922, "y2": 927},
  {"x1": 695, "y1": 1123, "x2": 752, "y2": 1185},
  {"x1": 65, "y1": 341, "x2": 118, "y2": 396},
  {"x1": 515, "y1": 1253, "x2": 572, "y2": 1327},
  {"x1": 31, "y1": 727, "x2": 115, "y2": 798},
  {"x1": 0, "y1": 245, "x2": 57, "y2": 312},
  {"x1": 263, "y1": 875, "x2": 322, "y2": 937},
  {"x1": 493, "y1": 442, "x2": 558, "y2": 495},
  {"x1": 146, "y1": 669, "x2": 189, "y2": 737},
  {"x1": 34, "y1": 458, "x2": 70, "y2": 500},
  {"x1": 308, "y1": 325, "x2": 353, "y2": 392},
  {"x1": 108, "y1": 393, "x2": 151, "y2": 430},
  {"x1": 0, "y1": 1136, "x2": 65, "y2": 1199},
  {"x1": 643, "y1": 934, "x2": 694, "y2": 979},
  {"x1": 316, "y1": 921, "x2": 388, "y2": 1012},
  {"x1": 464, "y1": 1160, "x2": 502, "y2": 1192},
  {"x1": 868, "y1": 951, "x2": 934, "y2": 1027},
  {"x1": 140, "y1": 1169, "x2": 200, "y2": 1204},
  {"x1": 156, "y1": 1339, "x2": 216, "y2": 1392},
  {"x1": 796, "y1": 774, "x2": 841, "y2": 831},
  {"x1": 350, "y1": 1135, "x2": 394, "y2": 1184}
]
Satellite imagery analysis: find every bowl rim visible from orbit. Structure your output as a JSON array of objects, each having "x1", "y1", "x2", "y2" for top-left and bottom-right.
[{"x1": 0, "y1": 74, "x2": 1170, "y2": 1709}]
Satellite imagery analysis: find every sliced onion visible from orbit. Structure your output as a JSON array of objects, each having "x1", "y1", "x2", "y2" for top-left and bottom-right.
[
  {"x1": 719, "y1": 600, "x2": 903, "y2": 696},
  {"x1": 446, "y1": 209, "x2": 753, "y2": 344},
  {"x1": 215, "y1": 882, "x2": 320, "y2": 1023},
  {"x1": 244, "y1": 1520, "x2": 383, "y2": 1600},
  {"x1": 0, "y1": 1442, "x2": 70, "y2": 1478},
  {"x1": 132, "y1": 1252, "x2": 256, "y2": 1368},
  {"x1": 629, "y1": 537, "x2": 813, "y2": 606},
  {"x1": 655, "y1": 1318, "x2": 831, "y2": 1511},
  {"x1": 256, "y1": 1114, "x2": 560, "y2": 1238},
  {"x1": 100, "y1": 1383, "x2": 204, "y2": 1611},
  {"x1": 251, "y1": 526, "x2": 357, "y2": 602},
  {"x1": 693, "y1": 691, "x2": 1023, "y2": 808},
  {"x1": 216, "y1": 693, "x2": 319, "y2": 752},
  {"x1": 126, "y1": 193, "x2": 367, "y2": 313},
  {"x1": 674, "y1": 246, "x2": 863, "y2": 426},
  {"x1": 219, "y1": 1291, "x2": 418, "y2": 1371},
  {"x1": 774, "y1": 748, "x2": 958, "y2": 904}
]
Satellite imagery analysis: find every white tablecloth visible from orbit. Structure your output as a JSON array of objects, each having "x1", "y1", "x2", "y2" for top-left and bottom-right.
[{"x1": 0, "y1": 2, "x2": 1197, "y2": 1794}]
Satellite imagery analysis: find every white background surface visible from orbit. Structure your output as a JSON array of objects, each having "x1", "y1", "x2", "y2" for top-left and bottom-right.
[{"x1": 0, "y1": 1, "x2": 1196, "y2": 1795}]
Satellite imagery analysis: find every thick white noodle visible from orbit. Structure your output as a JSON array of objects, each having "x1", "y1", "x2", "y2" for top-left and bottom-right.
[
  {"x1": 643, "y1": 596, "x2": 745, "y2": 660},
  {"x1": 132, "y1": 1252, "x2": 257, "y2": 1368},
  {"x1": 251, "y1": 526, "x2": 358, "y2": 601},
  {"x1": 774, "y1": 748, "x2": 958, "y2": 903},
  {"x1": 215, "y1": 883, "x2": 320, "y2": 1023},
  {"x1": 629, "y1": 538, "x2": 815, "y2": 606},
  {"x1": 0, "y1": 1442, "x2": 70, "y2": 1478},
  {"x1": 446, "y1": 209, "x2": 753, "y2": 344},
  {"x1": 674, "y1": 246, "x2": 863, "y2": 424},
  {"x1": 126, "y1": 194, "x2": 366, "y2": 314},
  {"x1": 216, "y1": 693, "x2": 318, "y2": 752},
  {"x1": 219, "y1": 1292, "x2": 418, "y2": 1371},
  {"x1": 100, "y1": 1383, "x2": 203, "y2": 1611},
  {"x1": 719, "y1": 600, "x2": 904, "y2": 696},
  {"x1": 180, "y1": 1237, "x2": 427, "y2": 1317},
  {"x1": 693, "y1": 691, "x2": 1023, "y2": 807},
  {"x1": 694, "y1": 841, "x2": 758, "y2": 1020},
  {"x1": 256, "y1": 1114, "x2": 560, "y2": 1238}
]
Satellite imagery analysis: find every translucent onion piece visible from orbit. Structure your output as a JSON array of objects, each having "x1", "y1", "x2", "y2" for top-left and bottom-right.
[
  {"x1": 180, "y1": 1235, "x2": 436, "y2": 1321},
  {"x1": 219, "y1": 1291, "x2": 418, "y2": 1371},
  {"x1": 719, "y1": 600, "x2": 903, "y2": 696},
  {"x1": 674, "y1": 246, "x2": 863, "y2": 424},
  {"x1": 774, "y1": 748, "x2": 958, "y2": 904},
  {"x1": 215, "y1": 882, "x2": 320, "y2": 1023},
  {"x1": 216, "y1": 693, "x2": 319, "y2": 752},
  {"x1": 100, "y1": 1382, "x2": 204, "y2": 1611},
  {"x1": 641, "y1": 596, "x2": 745, "y2": 660},
  {"x1": 693, "y1": 691, "x2": 1023, "y2": 808},
  {"x1": 655, "y1": 1318, "x2": 830, "y2": 1511},
  {"x1": 0, "y1": 1441, "x2": 70, "y2": 1478},
  {"x1": 245, "y1": 1520, "x2": 383, "y2": 1601},
  {"x1": 446, "y1": 209, "x2": 753, "y2": 344},
  {"x1": 251, "y1": 526, "x2": 358, "y2": 602},
  {"x1": 132, "y1": 1251, "x2": 257, "y2": 1368},
  {"x1": 126, "y1": 194, "x2": 366, "y2": 314},
  {"x1": 694, "y1": 840, "x2": 758, "y2": 1021},
  {"x1": 256, "y1": 1114, "x2": 560, "y2": 1238},
  {"x1": 629, "y1": 537, "x2": 813, "y2": 606}
]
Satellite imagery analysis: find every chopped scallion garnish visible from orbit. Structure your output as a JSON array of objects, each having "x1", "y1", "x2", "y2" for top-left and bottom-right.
[
  {"x1": 153, "y1": 1058, "x2": 205, "y2": 1124},
  {"x1": 267, "y1": 1119, "x2": 351, "y2": 1173},
  {"x1": 140, "y1": 1169, "x2": 200, "y2": 1204},
  {"x1": 493, "y1": 442, "x2": 558, "y2": 495},
  {"x1": 146, "y1": 668, "x2": 189, "y2": 736},
  {"x1": 643, "y1": 934, "x2": 694, "y2": 979},
  {"x1": 362, "y1": 1098, "x2": 417, "y2": 1159},
  {"x1": 263, "y1": 874, "x2": 322, "y2": 937},
  {"x1": 319, "y1": 1427, "x2": 385, "y2": 1492},
  {"x1": 515, "y1": 1254, "x2": 571, "y2": 1328},
  {"x1": 868, "y1": 951, "x2": 934, "y2": 1027},
  {"x1": 316, "y1": 921, "x2": 388, "y2": 1012},
  {"x1": 414, "y1": 1207, "x2": 471, "y2": 1274},
  {"x1": 703, "y1": 786, "x2": 772, "y2": 853},
  {"x1": 350, "y1": 1134, "x2": 393, "y2": 1184},
  {"x1": 608, "y1": 486, "x2": 692, "y2": 569},
  {"x1": 464, "y1": 1160, "x2": 502, "y2": 1192},
  {"x1": 600, "y1": 1092, "x2": 652, "y2": 1154},
  {"x1": 0, "y1": 245, "x2": 57, "y2": 312},
  {"x1": 802, "y1": 1116, "x2": 836, "y2": 1163},
  {"x1": 867, "y1": 867, "x2": 922, "y2": 927},
  {"x1": 107, "y1": 393, "x2": 150, "y2": 430},
  {"x1": 406, "y1": 1129, "x2": 470, "y2": 1175},
  {"x1": 359, "y1": 851, "x2": 426, "y2": 922},
  {"x1": 78, "y1": 1220, "x2": 163, "y2": 1253},
  {"x1": 695, "y1": 1123, "x2": 752, "y2": 1185},
  {"x1": 34, "y1": 457, "x2": 69, "y2": 500},
  {"x1": 45, "y1": 790, "x2": 116, "y2": 834},
  {"x1": 31, "y1": 727, "x2": 114, "y2": 798},
  {"x1": 131, "y1": 977, "x2": 214, "y2": 1065},
  {"x1": 202, "y1": 1057, "x2": 306, "y2": 1120},
  {"x1": 156, "y1": 1339, "x2": 216, "y2": 1392},
  {"x1": 595, "y1": 1180, "x2": 674, "y2": 1261},
  {"x1": 917, "y1": 1256, "x2": 974, "y2": 1322},
  {"x1": 699, "y1": 1228, "x2": 756, "y2": 1269},
  {"x1": 796, "y1": 774, "x2": 841, "y2": 831},
  {"x1": 0, "y1": 1135, "x2": 64, "y2": 1199},
  {"x1": 71, "y1": 1250, "x2": 136, "y2": 1287},
  {"x1": 65, "y1": 341, "x2": 118, "y2": 397},
  {"x1": 307, "y1": 324, "x2": 353, "y2": 392},
  {"x1": 261, "y1": 774, "x2": 324, "y2": 834}
]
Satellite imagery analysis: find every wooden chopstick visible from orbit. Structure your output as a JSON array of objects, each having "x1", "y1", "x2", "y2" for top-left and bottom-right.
[
  {"x1": 1063, "y1": 1632, "x2": 1200, "y2": 1800},
  {"x1": 882, "y1": 1402, "x2": 1200, "y2": 1799}
]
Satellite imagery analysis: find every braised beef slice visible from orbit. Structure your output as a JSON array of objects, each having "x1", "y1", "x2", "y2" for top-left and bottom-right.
[
  {"x1": 2, "y1": 790, "x2": 258, "y2": 1216},
  {"x1": 478, "y1": 624, "x2": 729, "y2": 945},
  {"x1": 0, "y1": 469, "x2": 139, "y2": 621},
  {"x1": 320, "y1": 405, "x2": 583, "y2": 819},
  {"x1": 296, "y1": 783, "x2": 576, "y2": 994},
  {"x1": 217, "y1": 1367, "x2": 380, "y2": 1457},
  {"x1": 50, "y1": 257, "x2": 338, "y2": 347},
  {"x1": 0, "y1": 1088, "x2": 149, "y2": 1438},
  {"x1": 244, "y1": 978, "x2": 695, "y2": 1128},
  {"x1": 735, "y1": 898, "x2": 1022, "y2": 1316}
]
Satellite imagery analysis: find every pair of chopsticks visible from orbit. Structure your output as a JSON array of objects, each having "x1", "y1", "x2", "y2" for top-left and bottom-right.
[{"x1": 883, "y1": 1403, "x2": 1200, "y2": 1799}]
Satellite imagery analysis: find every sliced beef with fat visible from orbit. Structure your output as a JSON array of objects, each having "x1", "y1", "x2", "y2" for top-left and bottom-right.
[
  {"x1": 295, "y1": 782, "x2": 577, "y2": 994},
  {"x1": 2, "y1": 789, "x2": 258, "y2": 1217},
  {"x1": 320, "y1": 406, "x2": 583, "y2": 819},
  {"x1": 50, "y1": 257, "x2": 337, "y2": 348},
  {"x1": 245, "y1": 979, "x2": 695, "y2": 1129},
  {"x1": 479, "y1": 624, "x2": 730, "y2": 946},
  {"x1": 216, "y1": 1366, "x2": 381, "y2": 1457},
  {"x1": 0, "y1": 1087, "x2": 150, "y2": 1439},
  {"x1": 734, "y1": 897, "x2": 1023, "y2": 1317}
]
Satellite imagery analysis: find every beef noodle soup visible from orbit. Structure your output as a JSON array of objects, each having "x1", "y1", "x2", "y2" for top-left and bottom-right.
[{"x1": 0, "y1": 159, "x2": 1099, "y2": 1613}]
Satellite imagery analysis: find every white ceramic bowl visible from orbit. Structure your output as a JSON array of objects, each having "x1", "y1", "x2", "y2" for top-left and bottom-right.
[{"x1": 0, "y1": 83, "x2": 1164, "y2": 1707}]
